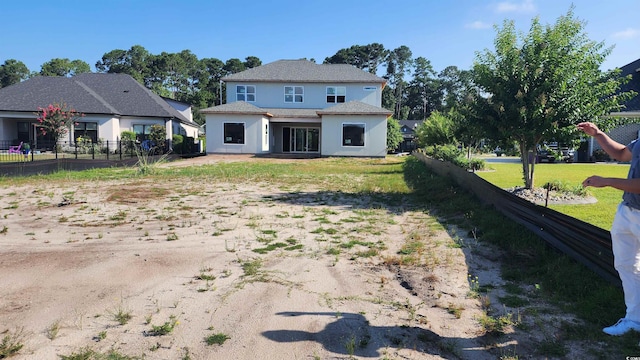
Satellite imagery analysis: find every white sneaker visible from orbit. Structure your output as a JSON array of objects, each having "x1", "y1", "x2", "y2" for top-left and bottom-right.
[{"x1": 603, "y1": 318, "x2": 640, "y2": 336}]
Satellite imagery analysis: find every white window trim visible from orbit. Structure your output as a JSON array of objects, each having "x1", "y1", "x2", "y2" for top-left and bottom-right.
[
  {"x1": 284, "y1": 85, "x2": 304, "y2": 103},
  {"x1": 341, "y1": 122, "x2": 366, "y2": 147},
  {"x1": 223, "y1": 122, "x2": 246, "y2": 145},
  {"x1": 326, "y1": 86, "x2": 346, "y2": 103},
  {"x1": 236, "y1": 85, "x2": 256, "y2": 102}
]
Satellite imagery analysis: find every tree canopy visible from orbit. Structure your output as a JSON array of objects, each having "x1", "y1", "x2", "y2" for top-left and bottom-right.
[{"x1": 471, "y1": 7, "x2": 635, "y2": 188}]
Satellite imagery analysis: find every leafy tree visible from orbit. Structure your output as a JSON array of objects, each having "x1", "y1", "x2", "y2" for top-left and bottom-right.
[
  {"x1": 35, "y1": 103, "x2": 84, "y2": 143},
  {"x1": 95, "y1": 45, "x2": 151, "y2": 85},
  {"x1": 438, "y1": 66, "x2": 473, "y2": 112},
  {"x1": 223, "y1": 58, "x2": 245, "y2": 75},
  {"x1": 386, "y1": 117, "x2": 403, "y2": 152},
  {"x1": 243, "y1": 56, "x2": 262, "y2": 69},
  {"x1": 472, "y1": 7, "x2": 635, "y2": 189},
  {"x1": 200, "y1": 57, "x2": 226, "y2": 108},
  {"x1": 415, "y1": 111, "x2": 455, "y2": 148},
  {"x1": 0, "y1": 59, "x2": 30, "y2": 88},
  {"x1": 324, "y1": 43, "x2": 387, "y2": 74},
  {"x1": 385, "y1": 46, "x2": 413, "y2": 119},
  {"x1": 406, "y1": 57, "x2": 441, "y2": 119},
  {"x1": 40, "y1": 58, "x2": 90, "y2": 77}
]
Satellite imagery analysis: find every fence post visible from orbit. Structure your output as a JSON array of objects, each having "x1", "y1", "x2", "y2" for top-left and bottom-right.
[{"x1": 106, "y1": 141, "x2": 110, "y2": 160}]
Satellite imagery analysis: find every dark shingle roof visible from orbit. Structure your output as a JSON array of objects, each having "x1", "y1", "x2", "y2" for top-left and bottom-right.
[
  {"x1": 222, "y1": 60, "x2": 386, "y2": 84},
  {"x1": 0, "y1": 73, "x2": 190, "y2": 122}
]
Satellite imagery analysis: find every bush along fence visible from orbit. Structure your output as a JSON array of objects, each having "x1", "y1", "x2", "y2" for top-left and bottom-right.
[
  {"x1": 0, "y1": 138, "x2": 203, "y2": 163},
  {"x1": 413, "y1": 151, "x2": 619, "y2": 287}
]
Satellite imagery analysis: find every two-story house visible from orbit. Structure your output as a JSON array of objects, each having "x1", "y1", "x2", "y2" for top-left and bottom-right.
[{"x1": 200, "y1": 59, "x2": 392, "y2": 158}]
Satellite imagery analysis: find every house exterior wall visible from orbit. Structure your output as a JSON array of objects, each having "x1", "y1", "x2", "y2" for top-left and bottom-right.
[
  {"x1": 320, "y1": 114, "x2": 387, "y2": 158},
  {"x1": 0, "y1": 118, "x2": 17, "y2": 142},
  {"x1": 205, "y1": 114, "x2": 270, "y2": 154},
  {"x1": 69, "y1": 115, "x2": 119, "y2": 142},
  {"x1": 225, "y1": 82, "x2": 381, "y2": 108}
]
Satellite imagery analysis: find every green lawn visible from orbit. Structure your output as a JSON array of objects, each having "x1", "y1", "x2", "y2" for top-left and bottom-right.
[{"x1": 476, "y1": 162, "x2": 630, "y2": 230}]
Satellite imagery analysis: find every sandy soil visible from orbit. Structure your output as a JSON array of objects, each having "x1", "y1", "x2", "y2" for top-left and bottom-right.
[{"x1": 0, "y1": 155, "x2": 587, "y2": 359}]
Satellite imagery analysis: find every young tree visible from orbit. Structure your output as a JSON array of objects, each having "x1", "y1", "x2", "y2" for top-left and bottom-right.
[
  {"x1": 472, "y1": 7, "x2": 635, "y2": 189},
  {"x1": 36, "y1": 103, "x2": 84, "y2": 144},
  {"x1": 415, "y1": 111, "x2": 455, "y2": 149}
]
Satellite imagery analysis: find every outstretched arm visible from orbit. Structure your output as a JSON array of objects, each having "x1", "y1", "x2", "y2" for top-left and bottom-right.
[
  {"x1": 583, "y1": 176, "x2": 640, "y2": 194},
  {"x1": 576, "y1": 122, "x2": 632, "y2": 162}
]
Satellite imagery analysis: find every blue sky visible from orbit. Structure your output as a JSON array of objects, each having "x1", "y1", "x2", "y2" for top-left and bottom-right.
[{"x1": 3, "y1": 0, "x2": 639, "y2": 74}]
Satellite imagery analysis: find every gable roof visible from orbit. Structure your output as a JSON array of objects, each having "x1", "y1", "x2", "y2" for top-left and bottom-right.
[
  {"x1": 0, "y1": 73, "x2": 190, "y2": 123},
  {"x1": 398, "y1": 120, "x2": 422, "y2": 131},
  {"x1": 222, "y1": 59, "x2": 386, "y2": 84}
]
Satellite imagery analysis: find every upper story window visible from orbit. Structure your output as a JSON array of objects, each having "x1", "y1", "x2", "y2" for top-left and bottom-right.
[
  {"x1": 326, "y1": 86, "x2": 346, "y2": 103},
  {"x1": 236, "y1": 85, "x2": 256, "y2": 102},
  {"x1": 284, "y1": 86, "x2": 304, "y2": 103}
]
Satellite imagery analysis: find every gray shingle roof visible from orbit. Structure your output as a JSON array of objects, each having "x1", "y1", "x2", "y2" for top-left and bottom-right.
[
  {"x1": 222, "y1": 60, "x2": 386, "y2": 84},
  {"x1": 317, "y1": 101, "x2": 392, "y2": 116},
  {"x1": 0, "y1": 73, "x2": 190, "y2": 123},
  {"x1": 200, "y1": 101, "x2": 270, "y2": 115},
  {"x1": 201, "y1": 101, "x2": 391, "y2": 118}
]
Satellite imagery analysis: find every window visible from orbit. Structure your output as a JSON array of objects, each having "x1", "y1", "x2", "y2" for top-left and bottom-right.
[
  {"x1": 133, "y1": 124, "x2": 153, "y2": 141},
  {"x1": 17, "y1": 122, "x2": 31, "y2": 142},
  {"x1": 326, "y1": 86, "x2": 346, "y2": 103},
  {"x1": 342, "y1": 123, "x2": 365, "y2": 147},
  {"x1": 236, "y1": 85, "x2": 256, "y2": 102},
  {"x1": 74, "y1": 122, "x2": 98, "y2": 142},
  {"x1": 224, "y1": 123, "x2": 245, "y2": 144},
  {"x1": 284, "y1": 86, "x2": 303, "y2": 103}
]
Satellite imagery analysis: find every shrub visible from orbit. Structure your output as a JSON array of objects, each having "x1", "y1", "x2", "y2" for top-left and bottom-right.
[
  {"x1": 172, "y1": 134, "x2": 184, "y2": 154},
  {"x1": 423, "y1": 145, "x2": 486, "y2": 171}
]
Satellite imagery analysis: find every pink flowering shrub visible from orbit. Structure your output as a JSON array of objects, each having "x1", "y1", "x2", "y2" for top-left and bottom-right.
[{"x1": 35, "y1": 102, "x2": 84, "y2": 143}]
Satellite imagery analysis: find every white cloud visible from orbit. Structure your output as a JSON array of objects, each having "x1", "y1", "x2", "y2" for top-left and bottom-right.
[
  {"x1": 495, "y1": 0, "x2": 536, "y2": 13},
  {"x1": 612, "y1": 28, "x2": 640, "y2": 39},
  {"x1": 465, "y1": 21, "x2": 492, "y2": 29}
]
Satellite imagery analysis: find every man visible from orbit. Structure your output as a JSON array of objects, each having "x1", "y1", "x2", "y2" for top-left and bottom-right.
[{"x1": 578, "y1": 121, "x2": 640, "y2": 336}]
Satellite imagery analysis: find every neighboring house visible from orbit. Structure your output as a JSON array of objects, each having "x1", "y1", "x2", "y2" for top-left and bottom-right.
[
  {"x1": 397, "y1": 120, "x2": 423, "y2": 153},
  {"x1": 0, "y1": 73, "x2": 199, "y2": 150},
  {"x1": 587, "y1": 58, "x2": 640, "y2": 159},
  {"x1": 200, "y1": 59, "x2": 392, "y2": 158}
]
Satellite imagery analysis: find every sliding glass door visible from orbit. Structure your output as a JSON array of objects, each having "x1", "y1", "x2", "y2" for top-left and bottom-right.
[{"x1": 283, "y1": 127, "x2": 319, "y2": 153}]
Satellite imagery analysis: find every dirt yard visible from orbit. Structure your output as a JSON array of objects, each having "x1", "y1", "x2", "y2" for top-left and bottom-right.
[{"x1": 0, "y1": 155, "x2": 591, "y2": 359}]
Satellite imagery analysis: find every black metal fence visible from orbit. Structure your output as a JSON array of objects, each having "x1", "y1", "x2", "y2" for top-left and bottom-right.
[
  {"x1": 0, "y1": 139, "x2": 202, "y2": 163},
  {"x1": 413, "y1": 151, "x2": 619, "y2": 287}
]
